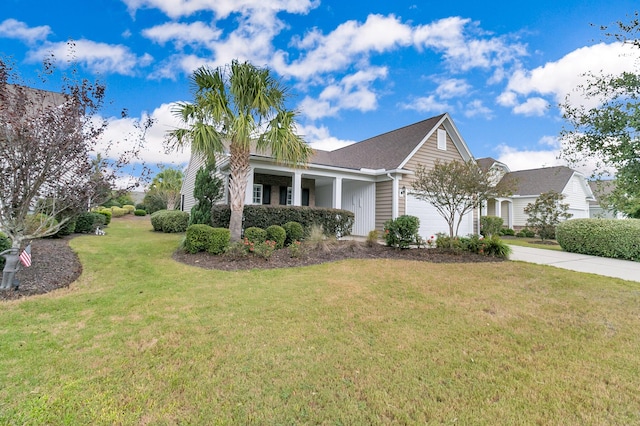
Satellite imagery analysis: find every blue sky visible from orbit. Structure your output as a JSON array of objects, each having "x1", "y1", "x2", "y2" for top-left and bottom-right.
[{"x1": 1, "y1": 0, "x2": 638, "y2": 181}]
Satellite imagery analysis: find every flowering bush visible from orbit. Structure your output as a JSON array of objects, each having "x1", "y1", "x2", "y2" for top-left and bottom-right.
[
  {"x1": 243, "y1": 237, "x2": 256, "y2": 253},
  {"x1": 254, "y1": 240, "x2": 277, "y2": 260},
  {"x1": 383, "y1": 215, "x2": 420, "y2": 249},
  {"x1": 426, "y1": 235, "x2": 436, "y2": 248}
]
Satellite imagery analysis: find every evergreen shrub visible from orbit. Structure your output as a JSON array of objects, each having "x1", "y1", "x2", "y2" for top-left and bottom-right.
[
  {"x1": 282, "y1": 221, "x2": 304, "y2": 245},
  {"x1": 244, "y1": 227, "x2": 267, "y2": 244},
  {"x1": 266, "y1": 225, "x2": 286, "y2": 249},
  {"x1": 556, "y1": 218, "x2": 640, "y2": 261},
  {"x1": 383, "y1": 215, "x2": 420, "y2": 249}
]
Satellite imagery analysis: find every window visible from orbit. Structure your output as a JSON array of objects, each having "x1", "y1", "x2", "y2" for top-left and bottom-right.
[
  {"x1": 279, "y1": 186, "x2": 293, "y2": 205},
  {"x1": 437, "y1": 129, "x2": 447, "y2": 151},
  {"x1": 252, "y1": 184, "x2": 263, "y2": 204}
]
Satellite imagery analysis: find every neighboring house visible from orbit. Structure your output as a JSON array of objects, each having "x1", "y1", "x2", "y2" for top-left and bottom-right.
[
  {"x1": 588, "y1": 180, "x2": 625, "y2": 219},
  {"x1": 478, "y1": 157, "x2": 595, "y2": 228},
  {"x1": 181, "y1": 113, "x2": 476, "y2": 238}
]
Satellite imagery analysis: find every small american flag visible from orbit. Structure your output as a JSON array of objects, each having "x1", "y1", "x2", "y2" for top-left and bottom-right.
[{"x1": 19, "y1": 244, "x2": 31, "y2": 268}]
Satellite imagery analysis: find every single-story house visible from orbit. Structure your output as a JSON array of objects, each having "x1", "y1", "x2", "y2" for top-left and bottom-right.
[
  {"x1": 181, "y1": 113, "x2": 477, "y2": 238},
  {"x1": 477, "y1": 157, "x2": 596, "y2": 229}
]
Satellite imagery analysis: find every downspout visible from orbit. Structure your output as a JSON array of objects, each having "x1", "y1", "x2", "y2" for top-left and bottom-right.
[{"x1": 387, "y1": 173, "x2": 399, "y2": 219}]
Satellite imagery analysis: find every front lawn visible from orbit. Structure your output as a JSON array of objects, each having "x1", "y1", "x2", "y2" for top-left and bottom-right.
[
  {"x1": 1, "y1": 218, "x2": 639, "y2": 424},
  {"x1": 504, "y1": 236, "x2": 564, "y2": 251}
]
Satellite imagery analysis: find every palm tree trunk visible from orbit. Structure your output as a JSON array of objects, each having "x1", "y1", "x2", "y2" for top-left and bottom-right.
[{"x1": 228, "y1": 143, "x2": 251, "y2": 242}]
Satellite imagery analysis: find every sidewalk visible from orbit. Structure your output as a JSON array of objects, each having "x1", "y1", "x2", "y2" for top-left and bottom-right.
[{"x1": 508, "y1": 245, "x2": 640, "y2": 283}]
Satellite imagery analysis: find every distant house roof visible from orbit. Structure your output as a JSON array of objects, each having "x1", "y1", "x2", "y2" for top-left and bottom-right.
[
  {"x1": 588, "y1": 180, "x2": 617, "y2": 206},
  {"x1": 476, "y1": 157, "x2": 509, "y2": 172},
  {"x1": 499, "y1": 166, "x2": 578, "y2": 196}
]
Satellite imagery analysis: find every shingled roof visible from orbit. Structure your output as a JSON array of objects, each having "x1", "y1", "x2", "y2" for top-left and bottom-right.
[
  {"x1": 308, "y1": 114, "x2": 447, "y2": 170},
  {"x1": 499, "y1": 166, "x2": 577, "y2": 196}
]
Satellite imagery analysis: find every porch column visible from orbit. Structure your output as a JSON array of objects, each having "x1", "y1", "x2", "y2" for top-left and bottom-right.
[
  {"x1": 244, "y1": 167, "x2": 254, "y2": 205},
  {"x1": 507, "y1": 201, "x2": 514, "y2": 229},
  {"x1": 293, "y1": 171, "x2": 302, "y2": 206},
  {"x1": 333, "y1": 177, "x2": 342, "y2": 209},
  {"x1": 495, "y1": 199, "x2": 502, "y2": 219}
]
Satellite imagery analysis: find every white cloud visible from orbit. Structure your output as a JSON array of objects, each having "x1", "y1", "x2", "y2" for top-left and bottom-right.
[
  {"x1": 464, "y1": 99, "x2": 493, "y2": 118},
  {"x1": 299, "y1": 124, "x2": 356, "y2": 151},
  {"x1": 435, "y1": 78, "x2": 471, "y2": 99},
  {"x1": 501, "y1": 42, "x2": 638, "y2": 110},
  {"x1": 143, "y1": 21, "x2": 222, "y2": 49},
  {"x1": 26, "y1": 39, "x2": 153, "y2": 75},
  {"x1": 123, "y1": 0, "x2": 319, "y2": 20},
  {"x1": 298, "y1": 67, "x2": 388, "y2": 119},
  {"x1": 512, "y1": 97, "x2": 548, "y2": 116},
  {"x1": 96, "y1": 103, "x2": 190, "y2": 167},
  {"x1": 413, "y1": 16, "x2": 527, "y2": 71},
  {"x1": 0, "y1": 19, "x2": 51, "y2": 44},
  {"x1": 496, "y1": 90, "x2": 517, "y2": 107},
  {"x1": 399, "y1": 95, "x2": 451, "y2": 114},
  {"x1": 274, "y1": 14, "x2": 412, "y2": 79},
  {"x1": 495, "y1": 143, "x2": 565, "y2": 171}
]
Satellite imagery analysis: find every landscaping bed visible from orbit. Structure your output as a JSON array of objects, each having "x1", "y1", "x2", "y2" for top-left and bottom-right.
[{"x1": 173, "y1": 239, "x2": 505, "y2": 271}]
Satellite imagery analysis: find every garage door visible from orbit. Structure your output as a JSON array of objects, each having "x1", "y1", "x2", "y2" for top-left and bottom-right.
[{"x1": 405, "y1": 195, "x2": 474, "y2": 239}]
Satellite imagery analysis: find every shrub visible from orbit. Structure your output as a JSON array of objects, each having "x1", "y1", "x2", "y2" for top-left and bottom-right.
[
  {"x1": 556, "y1": 218, "x2": 640, "y2": 261},
  {"x1": 254, "y1": 240, "x2": 277, "y2": 260},
  {"x1": 134, "y1": 209, "x2": 146, "y2": 216},
  {"x1": 244, "y1": 227, "x2": 267, "y2": 244},
  {"x1": 25, "y1": 213, "x2": 58, "y2": 235},
  {"x1": 208, "y1": 228, "x2": 231, "y2": 255},
  {"x1": 122, "y1": 204, "x2": 135, "y2": 214},
  {"x1": 224, "y1": 241, "x2": 247, "y2": 259},
  {"x1": 75, "y1": 212, "x2": 105, "y2": 233},
  {"x1": 150, "y1": 210, "x2": 190, "y2": 233},
  {"x1": 185, "y1": 224, "x2": 214, "y2": 254},
  {"x1": 383, "y1": 215, "x2": 420, "y2": 249},
  {"x1": 53, "y1": 218, "x2": 76, "y2": 237},
  {"x1": 288, "y1": 240, "x2": 303, "y2": 258},
  {"x1": 435, "y1": 233, "x2": 462, "y2": 250},
  {"x1": 305, "y1": 224, "x2": 336, "y2": 253},
  {"x1": 515, "y1": 228, "x2": 535, "y2": 238},
  {"x1": 283, "y1": 221, "x2": 304, "y2": 245},
  {"x1": 366, "y1": 229, "x2": 379, "y2": 247},
  {"x1": 482, "y1": 235, "x2": 512, "y2": 258},
  {"x1": 480, "y1": 216, "x2": 503, "y2": 237},
  {"x1": 266, "y1": 225, "x2": 286, "y2": 249},
  {"x1": 500, "y1": 228, "x2": 515, "y2": 236},
  {"x1": 95, "y1": 208, "x2": 112, "y2": 225},
  {"x1": 110, "y1": 206, "x2": 127, "y2": 218}
]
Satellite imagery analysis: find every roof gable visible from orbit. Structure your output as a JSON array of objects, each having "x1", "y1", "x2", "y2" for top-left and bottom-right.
[{"x1": 500, "y1": 166, "x2": 576, "y2": 196}]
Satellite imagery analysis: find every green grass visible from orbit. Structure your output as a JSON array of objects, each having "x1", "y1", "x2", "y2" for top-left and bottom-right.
[
  {"x1": 1, "y1": 218, "x2": 640, "y2": 424},
  {"x1": 504, "y1": 236, "x2": 564, "y2": 251}
]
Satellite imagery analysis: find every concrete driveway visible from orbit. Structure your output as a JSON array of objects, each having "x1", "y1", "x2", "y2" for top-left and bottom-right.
[{"x1": 508, "y1": 245, "x2": 640, "y2": 283}]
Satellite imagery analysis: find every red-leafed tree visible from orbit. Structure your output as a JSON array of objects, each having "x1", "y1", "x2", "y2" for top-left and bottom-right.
[{"x1": 0, "y1": 57, "x2": 150, "y2": 251}]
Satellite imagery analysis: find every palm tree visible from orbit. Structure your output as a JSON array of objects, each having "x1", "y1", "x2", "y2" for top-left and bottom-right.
[
  {"x1": 168, "y1": 60, "x2": 313, "y2": 241},
  {"x1": 150, "y1": 167, "x2": 184, "y2": 210}
]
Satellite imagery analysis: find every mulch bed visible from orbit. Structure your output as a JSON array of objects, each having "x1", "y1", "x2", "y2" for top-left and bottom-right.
[
  {"x1": 0, "y1": 236, "x2": 82, "y2": 301},
  {"x1": 172, "y1": 240, "x2": 505, "y2": 271},
  {"x1": 1, "y1": 230, "x2": 504, "y2": 301}
]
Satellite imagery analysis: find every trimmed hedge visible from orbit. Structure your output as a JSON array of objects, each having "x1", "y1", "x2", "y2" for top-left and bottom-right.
[
  {"x1": 95, "y1": 208, "x2": 112, "y2": 225},
  {"x1": 184, "y1": 224, "x2": 230, "y2": 254},
  {"x1": 122, "y1": 204, "x2": 135, "y2": 214},
  {"x1": 244, "y1": 227, "x2": 267, "y2": 244},
  {"x1": 110, "y1": 206, "x2": 127, "y2": 218},
  {"x1": 134, "y1": 209, "x2": 147, "y2": 216},
  {"x1": 556, "y1": 218, "x2": 640, "y2": 261},
  {"x1": 150, "y1": 210, "x2": 190, "y2": 233},
  {"x1": 210, "y1": 205, "x2": 354, "y2": 237},
  {"x1": 283, "y1": 221, "x2": 304, "y2": 245},
  {"x1": 75, "y1": 212, "x2": 105, "y2": 233},
  {"x1": 266, "y1": 225, "x2": 286, "y2": 249}
]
